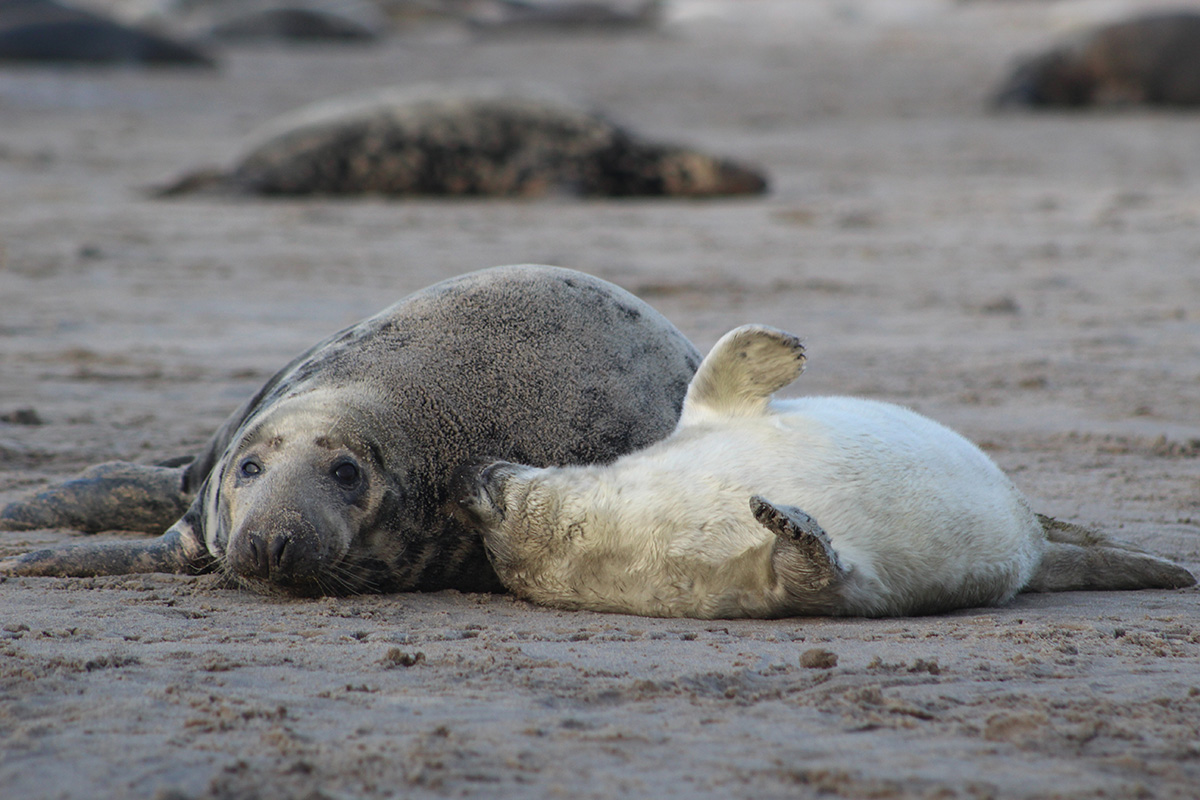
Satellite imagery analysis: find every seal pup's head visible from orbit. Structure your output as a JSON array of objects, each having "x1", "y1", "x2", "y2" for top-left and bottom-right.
[
  {"x1": 203, "y1": 386, "x2": 406, "y2": 596},
  {"x1": 451, "y1": 459, "x2": 551, "y2": 581}
]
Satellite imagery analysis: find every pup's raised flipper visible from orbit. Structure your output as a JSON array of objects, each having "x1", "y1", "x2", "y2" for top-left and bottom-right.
[
  {"x1": 751, "y1": 496, "x2": 849, "y2": 614},
  {"x1": 680, "y1": 325, "x2": 805, "y2": 424},
  {"x1": 0, "y1": 462, "x2": 192, "y2": 534},
  {"x1": 1025, "y1": 515, "x2": 1196, "y2": 592}
]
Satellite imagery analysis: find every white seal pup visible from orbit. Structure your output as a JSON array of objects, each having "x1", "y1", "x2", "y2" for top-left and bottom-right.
[
  {"x1": 455, "y1": 325, "x2": 1195, "y2": 618},
  {"x1": 0, "y1": 265, "x2": 700, "y2": 596}
]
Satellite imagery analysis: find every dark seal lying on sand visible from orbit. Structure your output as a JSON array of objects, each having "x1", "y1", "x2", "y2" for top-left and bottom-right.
[
  {"x1": 205, "y1": 5, "x2": 381, "y2": 42},
  {"x1": 0, "y1": 0, "x2": 214, "y2": 66},
  {"x1": 155, "y1": 84, "x2": 769, "y2": 198},
  {"x1": 0, "y1": 265, "x2": 701, "y2": 596},
  {"x1": 993, "y1": 11, "x2": 1200, "y2": 108}
]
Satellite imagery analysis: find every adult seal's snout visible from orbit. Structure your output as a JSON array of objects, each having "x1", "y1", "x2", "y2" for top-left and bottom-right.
[{"x1": 226, "y1": 508, "x2": 324, "y2": 589}]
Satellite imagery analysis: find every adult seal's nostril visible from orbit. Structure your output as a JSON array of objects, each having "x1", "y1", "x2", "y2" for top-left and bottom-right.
[
  {"x1": 228, "y1": 530, "x2": 271, "y2": 579},
  {"x1": 269, "y1": 534, "x2": 290, "y2": 573}
]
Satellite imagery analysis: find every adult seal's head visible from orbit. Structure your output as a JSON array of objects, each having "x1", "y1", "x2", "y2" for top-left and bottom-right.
[
  {"x1": 204, "y1": 387, "x2": 402, "y2": 594},
  {"x1": 0, "y1": 265, "x2": 702, "y2": 596}
]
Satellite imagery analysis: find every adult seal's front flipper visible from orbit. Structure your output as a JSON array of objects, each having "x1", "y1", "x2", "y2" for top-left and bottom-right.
[
  {"x1": 0, "y1": 462, "x2": 192, "y2": 534},
  {"x1": 0, "y1": 525, "x2": 214, "y2": 578}
]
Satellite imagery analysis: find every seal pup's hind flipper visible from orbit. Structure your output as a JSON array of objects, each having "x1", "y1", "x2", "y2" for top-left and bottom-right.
[
  {"x1": 1024, "y1": 515, "x2": 1196, "y2": 592},
  {"x1": 680, "y1": 325, "x2": 805, "y2": 424},
  {"x1": 750, "y1": 496, "x2": 848, "y2": 614}
]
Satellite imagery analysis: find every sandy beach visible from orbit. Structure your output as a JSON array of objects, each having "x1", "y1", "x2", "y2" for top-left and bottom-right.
[{"x1": 2, "y1": 1, "x2": 1199, "y2": 797}]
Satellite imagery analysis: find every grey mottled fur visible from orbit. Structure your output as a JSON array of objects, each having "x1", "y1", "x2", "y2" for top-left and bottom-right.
[
  {"x1": 0, "y1": 0, "x2": 214, "y2": 66},
  {"x1": 155, "y1": 85, "x2": 768, "y2": 198},
  {"x1": 0, "y1": 265, "x2": 701, "y2": 595},
  {"x1": 206, "y1": 7, "x2": 378, "y2": 41},
  {"x1": 993, "y1": 11, "x2": 1200, "y2": 108},
  {"x1": 465, "y1": 0, "x2": 664, "y2": 32}
]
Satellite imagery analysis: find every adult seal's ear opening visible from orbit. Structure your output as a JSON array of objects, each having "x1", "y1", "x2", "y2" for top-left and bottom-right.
[{"x1": 0, "y1": 264, "x2": 701, "y2": 596}]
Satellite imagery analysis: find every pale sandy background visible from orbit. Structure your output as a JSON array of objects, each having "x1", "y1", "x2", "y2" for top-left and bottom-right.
[{"x1": 2, "y1": 1, "x2": 1200, "y2": 797}]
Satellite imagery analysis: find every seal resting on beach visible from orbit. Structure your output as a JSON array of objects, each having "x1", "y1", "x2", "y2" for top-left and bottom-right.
[
  {"x1": 0, "y1": 0, "x2": 214, "y2": 66},
  {"x1": 993, "y1": 11, "x2": 1200, "y2": 108},
  {"x1": 465, "y1": 0, "x2": 663, "y2": 33},
  {"x1": 455, "y1": 325, "x2": 1196, "y2": 619},
  {"x1": 0, "y1": 265, "x2": 701, "y2": 596},
  {"x1": 154, "y1": 84, "x2": 768, "y2": 198},
  {"x1": 205, "y1": 6, "x2": 380, "y2": 42}
]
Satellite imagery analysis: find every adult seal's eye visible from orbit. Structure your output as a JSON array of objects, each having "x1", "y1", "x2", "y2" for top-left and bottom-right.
[
  {"x1": 240, "y1": 458, "x2": 262, "y2": 478},
  {"x1": 332, "y1": 461, "x2": 360, "y2": 488}
]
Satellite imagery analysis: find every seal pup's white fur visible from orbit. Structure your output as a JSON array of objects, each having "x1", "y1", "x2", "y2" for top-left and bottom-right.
[{"x1": 456, "y1": 325, "x2": 1195, "y2": 618}]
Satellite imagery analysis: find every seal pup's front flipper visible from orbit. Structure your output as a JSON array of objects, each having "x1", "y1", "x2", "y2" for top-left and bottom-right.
[
  {"x1": 0, "y1": 462, "x2": 192, "y2": 534},
  {"x1": 1024, "y1": 515, "x2": 1196, "y2": 592},
  {"x1": 0, "y1": 520, "x2": 215, "y2": 578},
  {"x1": 750, "y1": 496, "x2": 848, "y2": 614},
  {"x1": 679, "y1": 325, "x2": 805, "y2": 425}
]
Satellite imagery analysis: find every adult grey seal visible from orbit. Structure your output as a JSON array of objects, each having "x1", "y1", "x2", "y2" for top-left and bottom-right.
[
  {"x1": 455, "y1": 325, "x2": 1195, "y2": 618},
  {"x1": 154, "y1": 84, "x2": 768, "y2": 198},
  {"x1": 0, "y1": 0, "x2": 214, "y2": 66},
  {"x1": 0, "y1": 265, "x2": 701, "y2": 596},
  {"x1": 465, "y1": 0, "x2": 663, "y2": 34},
  {"x1": 136, "y1": 0, "x2": 387, "y2": 43},
  {"x1": 993, "y1": 11, "x2": 1200, "y2": 108},
  {"x1": 206, "y1": 7, "x2": 379, "y2": 42}
]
